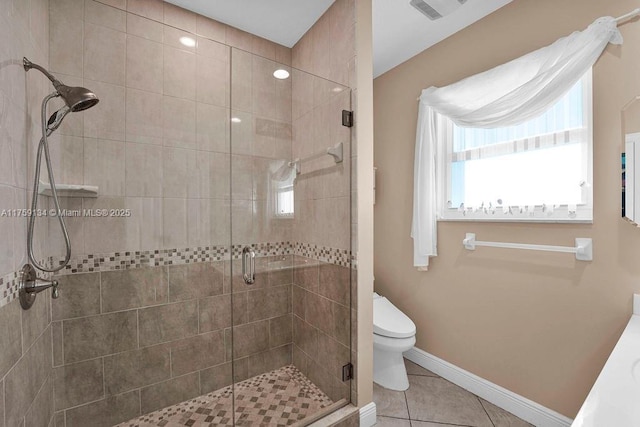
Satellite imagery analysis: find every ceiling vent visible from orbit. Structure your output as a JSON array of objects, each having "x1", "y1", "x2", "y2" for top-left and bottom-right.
[{"x1": 410, "y1": 0, "x2": 466, "y2": 20}]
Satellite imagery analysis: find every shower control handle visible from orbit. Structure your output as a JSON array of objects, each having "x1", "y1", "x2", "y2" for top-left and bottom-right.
[
  {"x1": 242, "y1": 246, "x2": 256, "y2": 285},
  {"x1": 19, "y1": 264, "x2": 60, "y2": 310}
]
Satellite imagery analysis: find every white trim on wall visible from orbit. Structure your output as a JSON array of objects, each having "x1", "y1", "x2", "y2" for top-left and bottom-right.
[
  {"x1": 404, "y1": 347, "x2": 573, "y2": 427},
  {"x1": 359, "y1": 402, "x2": 377, "y2": 427}
]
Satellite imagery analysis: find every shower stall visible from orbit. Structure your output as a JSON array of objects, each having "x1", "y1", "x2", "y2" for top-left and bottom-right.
[
  {"x1": 28, "y1": 1, "x2": 354, "y2": 426},
  {"x1": 0, "y1": 0, "x2": 358, "y2": 426}
]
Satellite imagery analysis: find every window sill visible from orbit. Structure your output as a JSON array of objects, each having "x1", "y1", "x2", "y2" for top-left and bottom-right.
[
  {"x1": 437, "y1": 217, "x2": 593, "y2": 224},
  {"x1": 438, "y1": 204, "x2": 592, "y2": 223}
]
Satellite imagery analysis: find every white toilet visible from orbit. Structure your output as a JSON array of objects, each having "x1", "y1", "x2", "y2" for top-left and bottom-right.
[{"x1": 373, "y1": 292, "x2": 417, "y2": 391}]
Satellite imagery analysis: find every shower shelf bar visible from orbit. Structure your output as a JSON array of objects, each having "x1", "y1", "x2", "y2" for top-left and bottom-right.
[
  {"x1": 289, "y1": 142, "x2": 343, "y2": 174},
  {"x1": 616, "y1": 8, "x2": 640, "y2": 24},
  {"x1": 462, "y1": 233, "x2": 593, "y2": 261}
]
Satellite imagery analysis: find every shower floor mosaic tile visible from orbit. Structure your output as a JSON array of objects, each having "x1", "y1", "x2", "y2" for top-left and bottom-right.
[{"x1": 116, "y1": 365, "x2": 333, "y2": 427}]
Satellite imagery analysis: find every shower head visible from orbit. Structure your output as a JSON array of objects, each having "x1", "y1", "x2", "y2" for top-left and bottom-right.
[
  {"x1": 55, "y1": 84, "x2": 99, "y2": 112},
  {"x1": 23, "y1": 57, "x2": 99, "y2": 112}
]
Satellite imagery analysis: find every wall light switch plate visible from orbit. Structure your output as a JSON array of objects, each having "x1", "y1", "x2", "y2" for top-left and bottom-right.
[{"x1": 634, "y1": 294, "x2": 640, "y2": 315}]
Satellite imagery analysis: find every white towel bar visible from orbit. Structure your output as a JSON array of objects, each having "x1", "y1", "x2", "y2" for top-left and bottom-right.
[
  {"x1": 289, "y1": 142, "x2": 343, "y2": 174},
  {"x1": 462, "y1": 233, "x2": 593, "y2": 261}
]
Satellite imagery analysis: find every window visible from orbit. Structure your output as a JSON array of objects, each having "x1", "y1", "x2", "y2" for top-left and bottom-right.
[
  {"x1": 275, "y1": 183, "x2": 294, "y2": 217},
  {"x1": 438, "y1": 70, "x2": 593, "y2": 222},
  {"x1": 270, "y1": 161, "x2": 295, "y2": 218}
]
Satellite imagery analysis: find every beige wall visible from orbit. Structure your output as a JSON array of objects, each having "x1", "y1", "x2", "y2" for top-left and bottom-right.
[
  {"x1": 355, "y1": 0, "x2": 374, "y2": 409},
  {"x1": 373, "y1": 0, "x2": 640, "y2": 418}
]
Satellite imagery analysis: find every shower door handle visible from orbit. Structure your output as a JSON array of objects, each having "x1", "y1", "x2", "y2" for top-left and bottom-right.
[{"x1": 242, "y1": 246, "x2": 256, "y2": 284}]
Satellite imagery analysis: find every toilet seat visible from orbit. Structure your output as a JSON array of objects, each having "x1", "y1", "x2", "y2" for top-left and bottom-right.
[
  {"x1": 373, "y1": 295, "x2": 416, "y2": 339},
  {"x1": 373, "y1": 332, "x2": 416, "y2": 352}
]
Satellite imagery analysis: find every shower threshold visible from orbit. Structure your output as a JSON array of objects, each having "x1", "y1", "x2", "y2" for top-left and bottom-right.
[{"x1": 115, "y1": 365, "x2": 341, "y2": 427}]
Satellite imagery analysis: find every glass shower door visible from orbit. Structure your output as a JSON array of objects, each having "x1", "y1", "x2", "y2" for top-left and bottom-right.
[{"x1": 229, "y1": 46, "x2": 353, "y2": 425}]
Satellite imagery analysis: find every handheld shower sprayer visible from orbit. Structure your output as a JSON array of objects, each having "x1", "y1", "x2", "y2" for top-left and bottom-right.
[
  {"x1": 23, "y1": 57, "x2": 99, "y2": 277},
  {"x1": 46, "y1": 105, "x2": 71, "y2": 133}
]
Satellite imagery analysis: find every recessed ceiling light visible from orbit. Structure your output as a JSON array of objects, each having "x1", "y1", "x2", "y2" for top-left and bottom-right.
[
  {"x1": 179, "y1": 36, "x2": 196, "y2": 47},
  {"x1": 231, "y1": 117, "x2": 242, "y2": 123},
  {"x1": 273, "y1": 69, "x2": 290, "y2": 80}
]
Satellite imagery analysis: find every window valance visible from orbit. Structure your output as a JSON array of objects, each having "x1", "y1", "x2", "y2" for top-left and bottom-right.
[{"x1": 412, "y1": 17, "x2": 623, "y2": 269}]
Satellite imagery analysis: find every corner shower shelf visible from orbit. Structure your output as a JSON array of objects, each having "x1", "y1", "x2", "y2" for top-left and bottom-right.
[{"x1": 38, "y1": 181, "x2": 98, "y2": 198}]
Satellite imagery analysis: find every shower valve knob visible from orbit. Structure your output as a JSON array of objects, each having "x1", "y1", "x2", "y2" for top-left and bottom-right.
[
  {"x1": 52, "y1": 281, "x2": 60, "y2": 299},
  {"x1": 19, "y1": 264, "x2": 61, "y2": 309}
]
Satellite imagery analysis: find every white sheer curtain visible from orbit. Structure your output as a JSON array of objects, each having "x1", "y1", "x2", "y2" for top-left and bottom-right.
[{"x1": 411, "y1": 17, "x2": 622, "y2": 269}]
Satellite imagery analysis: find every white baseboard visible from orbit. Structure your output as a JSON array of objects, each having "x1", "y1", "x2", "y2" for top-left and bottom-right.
[
  {"x1": 359, "y1": 402, "x2": 376, "y2": 427},
  {"x1": 404, "y1": 347, "x2": 573, "y2": 427}
]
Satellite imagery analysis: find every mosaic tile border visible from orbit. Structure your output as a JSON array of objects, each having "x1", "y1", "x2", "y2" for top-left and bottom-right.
[
  {"x1": 231, "y1": 241, "x2": 294, "y2": 258},
  {"x1": 51, "y1": 242, "x2": 295, "y2": 276},
  {"x1": 51, "y1": 242, "x2": 352, "y2": 275},
  {"x1": 293, "y1": 242, "x2": 353, "y2": 267},
  {"x1": 52, "y1": 245, "x2": 232, "y2": 275},
  {"x1": 0, "y1": 242, "x2": 355, "y2": 310},
  {"x1": 0, "y1": 270, "x2": 20, "y2": 310}
]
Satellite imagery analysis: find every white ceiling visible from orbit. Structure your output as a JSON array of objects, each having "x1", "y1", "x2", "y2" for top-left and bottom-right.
[
  {"x1": 165, "y1": 0, "x2": 513, "y2": 77},
  {"x1": 373, "y1": 0, "x2": 513, "y2": 77},
  {"x1": 164, "y1": 0, "x2": 335, "y2": 48}
]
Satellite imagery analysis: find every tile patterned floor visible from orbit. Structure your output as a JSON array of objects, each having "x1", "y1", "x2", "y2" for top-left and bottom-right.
[
  {"x1": 116, "y1": 365, "x2": 333, "y2": 427},
  {"x1": 374, "y1": 359, "x2": 533, "y2": 427}
]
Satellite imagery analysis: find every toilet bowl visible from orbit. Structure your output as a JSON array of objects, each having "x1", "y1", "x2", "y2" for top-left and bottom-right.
[{"x1": 373, "y1": 292, "x2": 417, "y2": 391}]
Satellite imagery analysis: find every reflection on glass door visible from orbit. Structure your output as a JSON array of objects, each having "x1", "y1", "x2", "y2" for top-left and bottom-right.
[{"x1": 229, "y1": 46, "x2": 353, "y2": 425}]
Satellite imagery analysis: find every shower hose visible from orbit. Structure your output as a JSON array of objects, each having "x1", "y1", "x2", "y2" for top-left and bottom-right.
[{"x1": 27, "y1": 92, "x2": 72, "y2": 272}]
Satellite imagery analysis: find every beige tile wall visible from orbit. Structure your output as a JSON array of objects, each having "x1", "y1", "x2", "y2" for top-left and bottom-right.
[
  {"x1": 292, "y1": 255, "x2": 351, "y2": 402},
  {"x1": 0, "y1": 0, "x2": 51, "y2": 282},
  {"x1": 0, "y1": 296, "x2": 53, "y2": 427},
  {"x1": 50, "y1": 259, "x2": 294, "y2": 426},
  {"x1": 291, "y1": 72, "x2": 351, "y2": 251},
  {"x1": 291, "y1": 0, "x2": 358, "y2": 405},
  {"x1": 46, "y1": 0, "x2": 225, "y2": 257},
  {"x1": 46, "y1": 0, "x2": 296, "y2": 259},
  {"x1": 0, "y1": 0, "x2": 56, "y2": 425},
  {"x1": 291, "y1": 0, "x2": 355, "y2": 88},
  {"x1": 229, "y1": 45, "x2": 294, "y2": 246}
]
